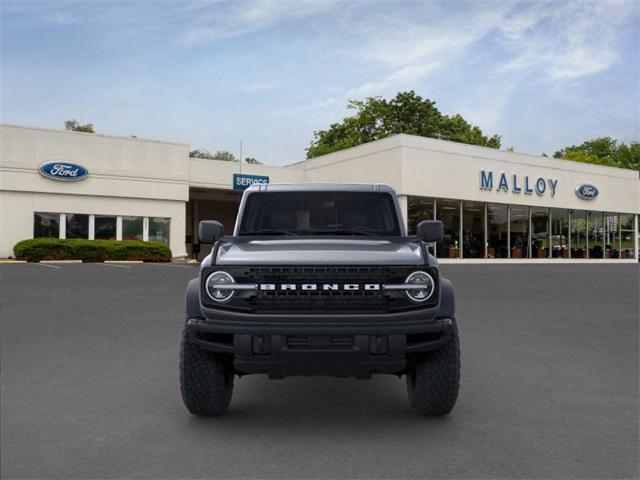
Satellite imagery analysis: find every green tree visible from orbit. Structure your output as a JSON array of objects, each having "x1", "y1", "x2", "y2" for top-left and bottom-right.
[
  {"x1": 189, "y1": 149, "x2": 215, "y2": 159},
  {"x1": 306, "y1": 91, "x2": 501, "y2": 158},
  {"x1": 64, "y1": 119, "x2": 94, "y2": 133},
  {"x1": 212, "y1": 150, "x2": 237, "y2": 162},
  {"x1": 189, "y1": 149, "x2": 238, "y2": 162},
  {"x1": 554, "y1": 137, "x2": 640, "y2": 171},
  {"x1": 245, "y1": 157, "x2": 261, "y2": 164}
]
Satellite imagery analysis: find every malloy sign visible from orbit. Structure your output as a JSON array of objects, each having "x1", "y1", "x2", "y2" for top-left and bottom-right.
[{"x1": 480, "y1": 170, "x2": 558, "y2": 197}]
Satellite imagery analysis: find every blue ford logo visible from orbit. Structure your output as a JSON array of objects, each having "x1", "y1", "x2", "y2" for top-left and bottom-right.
[
  {"x1": 39, "y1": 161, "x2": 89, "y2": 182},
  {"x1": 575, "y1": 184, "x2": 598, "y2": 200}
]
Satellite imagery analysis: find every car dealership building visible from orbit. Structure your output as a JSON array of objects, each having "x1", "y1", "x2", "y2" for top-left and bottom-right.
[{"x1": 1, "y1": 123, "x2": 638, "y2": 262}]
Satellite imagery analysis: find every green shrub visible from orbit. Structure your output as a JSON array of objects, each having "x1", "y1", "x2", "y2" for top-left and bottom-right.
[{"x1": 13, "y1": 238, "x2": 172, "y2": 262}]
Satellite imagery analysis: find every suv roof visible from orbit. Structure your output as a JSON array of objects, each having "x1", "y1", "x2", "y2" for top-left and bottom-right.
[{"x1": 245, "y1": 183, "x2": 397, "y2": 194}]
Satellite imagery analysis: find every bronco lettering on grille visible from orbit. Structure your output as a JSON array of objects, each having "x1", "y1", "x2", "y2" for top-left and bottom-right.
[{"x1": 259, "y1": 283, "x2": 381, "y2": 291}]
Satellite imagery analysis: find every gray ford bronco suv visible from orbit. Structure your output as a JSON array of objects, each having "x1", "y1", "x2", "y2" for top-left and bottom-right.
[{"x1": 181, "y1": 183, "x2": 460, "y2": 416}]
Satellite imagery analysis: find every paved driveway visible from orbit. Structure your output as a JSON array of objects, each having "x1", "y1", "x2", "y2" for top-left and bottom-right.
[{"x1": 1, "y1": 263, "x2": 638, "y2": 479}]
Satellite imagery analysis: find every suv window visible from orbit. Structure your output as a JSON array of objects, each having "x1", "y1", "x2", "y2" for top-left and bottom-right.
[{"x1": 238, "y1": 191, "x2": 401, "y2": 236}]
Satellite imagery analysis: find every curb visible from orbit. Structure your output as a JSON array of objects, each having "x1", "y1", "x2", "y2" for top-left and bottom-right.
[
  {"x1": 104, "y1": 260, "x2": 144, "y2": 264},
  {"x1": 0, "y1": 259, "x2": 27, "y2": 264},
  {"x1": 40, "y1": 260, "x2": 82, "y2": 264}
]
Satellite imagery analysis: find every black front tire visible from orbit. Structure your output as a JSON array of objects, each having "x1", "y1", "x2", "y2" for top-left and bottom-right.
[
  {"x1": 180, "y1": 320, "x2": 234, "y2": 416},
  {"x1": 406, "y1": 316, "x2": 460, "y2": 416}
]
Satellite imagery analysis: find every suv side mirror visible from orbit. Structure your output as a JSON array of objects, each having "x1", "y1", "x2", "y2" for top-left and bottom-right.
[
  {"x1": 416, "y1": 220, "x2": 443, "y2": 243},
  {"x1": 199, "y1": 220, "x2": 224, "y2": 243}
]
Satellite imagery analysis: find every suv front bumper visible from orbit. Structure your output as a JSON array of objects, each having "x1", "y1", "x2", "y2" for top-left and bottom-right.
[{"x1": 187, "y1": 315, "x2": 453, "y2": 378}]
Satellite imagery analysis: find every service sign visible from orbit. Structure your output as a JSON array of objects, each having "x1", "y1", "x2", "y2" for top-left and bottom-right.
[
  {"x1": 575, "y1": 184, "x2": 598, "y2": 200},
  {"x1": 39, "y1": 161, "x2": 89, "y2": 182},
  {"x1": 233, "y1": 173, "x2": 269, "y2": 190}
]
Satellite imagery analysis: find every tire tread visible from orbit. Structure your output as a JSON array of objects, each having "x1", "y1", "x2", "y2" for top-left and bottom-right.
[
  {"x1": 407, "y1": 317, "x2": 460, "y2": 416},
  {"x1": 180, "y1": 320, "x2": 233, "y2": 416}
]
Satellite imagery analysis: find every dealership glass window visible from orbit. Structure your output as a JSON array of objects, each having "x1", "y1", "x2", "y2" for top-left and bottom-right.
[
  {"x1": 65, "y1": 214, "x2": 89, "y2": 239},
  {"x1": 94, "y1": 215, "x2": 117, "y2": 240},
  {"x1": 436, "y1": 199, "x2": 460, "y2": 258},
  {"x1": 588, "y1": 211, "x2": 604, "y2": 258},
  {"x1": 486, "y1": 203, "x2": 508, "y2": 259},
  {"x1": 122, "y1": 216, "x2": 143, "y2": 241},
  {"x1": 551, "y1": 209, "x2": 570, "y2": 258},
  {"x1": 570, "y1": 210, "x2": 587, "y2": 258},
  {"x1": 462, "y1": 201, "x2": 484, "y2": 258},
  {"x1": 603, "y1": 213, "x2": 620, "y2": 259},
  {"x1": 149, "y1": 217, "x2": 170, "y2": 244},
  {"x1": 531, "y1": 207, "x2": 550, "y2": 258},
  {"x1": 407, "y1": 196, "x2": 434, "y2": 234},
  {"x1": 510, "y1": 205, "x2": 529, "y2": 259},
  {"x1": 620, "y1": 214, "x2": 636, "y2": 259},
  {"x1": 34, "y1": 212, "x2": 60, "y2": 238}
]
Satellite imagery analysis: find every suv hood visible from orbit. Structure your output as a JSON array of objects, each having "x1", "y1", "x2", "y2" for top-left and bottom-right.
[{"x1": 215, "y1": 238, "x2": 424, "y2": 265}]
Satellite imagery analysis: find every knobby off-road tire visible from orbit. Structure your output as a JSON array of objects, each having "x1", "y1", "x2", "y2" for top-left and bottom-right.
[
  {"x1": 180, "y1": 320, "x2": 234, "y2": 416},
  {"x1": 406, "y1": 316, "x2": 460, "y2": 416}
]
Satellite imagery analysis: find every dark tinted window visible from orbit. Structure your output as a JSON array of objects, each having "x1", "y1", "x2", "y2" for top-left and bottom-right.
[
  {"x1": 66, "y1": 214, "x2": 89, "y2": 239},
  {"x1": 95, "y1": 215, "x2": 116, "y2": 240},
  {"x1": 122, "y1": 216, "x2": 143, "y2": 241},
  {"x1": 34, "y1": 212, "x2": 59, "y2": 238},
  {"x1": 239, "y1": 191, "x2": 401, "y2": 236}
]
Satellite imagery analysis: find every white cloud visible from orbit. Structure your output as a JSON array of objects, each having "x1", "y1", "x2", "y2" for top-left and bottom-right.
[
  {"x1": 240, "y1": 81, "x2": 278, "y2": 93},
  {"x1": 183, "y1": 0, "x2": 341, "y2": 44},
  {"x1": 347, "y1": 63, "x2": 440, "y2": 97},
  {"x1": 499, "y1": 0, "x2": 637, "y2": 79}
]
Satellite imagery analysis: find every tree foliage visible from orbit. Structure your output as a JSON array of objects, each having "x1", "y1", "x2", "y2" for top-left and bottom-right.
[
  {"x1": 306, "y1": 91, "x2": 501, "y2": 158},
  {"x1": 64, "y1": 119, "x2": 95, "y2": 133},
  {"x1": 244, "y1": 157, "x2": 261, "y2": 164},
  {"x1": 190, "y1": 149, "x2": 215, "y2": 159},
  {"x1": 212, "y1": 150, "x2": 237, "y2": 162},
  {"x1": 189, "y1": 149, "x2": 238, "y2": 162},
  {"x1": 554, "y1": 137, "x2": 640, "y2": 172}
]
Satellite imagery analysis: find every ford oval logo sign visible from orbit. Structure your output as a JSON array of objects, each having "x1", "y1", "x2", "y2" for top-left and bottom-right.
[
  {"x1": 575, "y1": 184, "x2": 598, "y2": 200},
  {"x1": 39, "y1": 161, "x2": 89, "y2": 182}
]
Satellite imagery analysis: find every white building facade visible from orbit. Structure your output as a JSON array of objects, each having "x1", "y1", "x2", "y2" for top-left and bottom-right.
[{"x1": 1, "y1": 124, "x2": 638, "y2": 262}]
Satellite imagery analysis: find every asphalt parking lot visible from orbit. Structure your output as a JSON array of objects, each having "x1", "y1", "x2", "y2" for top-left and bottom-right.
[{"x1": 1, "y1": 263, "x2": 638, "y2": 479}]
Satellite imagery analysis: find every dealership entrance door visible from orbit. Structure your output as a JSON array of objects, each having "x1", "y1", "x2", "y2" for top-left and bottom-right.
[{"x1": 187, "y1": 188, "x2": 241, "y2": 259}]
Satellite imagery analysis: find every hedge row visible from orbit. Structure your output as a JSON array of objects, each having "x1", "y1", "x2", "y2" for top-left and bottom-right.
[{"x1": 13, "y1": 238, "x2": 172, "y2": 262}]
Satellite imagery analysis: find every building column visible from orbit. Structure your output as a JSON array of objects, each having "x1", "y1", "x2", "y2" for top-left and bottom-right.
[
  {"x1": 143, "y1": 217, "x2": 149, "y2": 242},
  {"x1": 634, "y1": 214, "x2": 639, "y2": 260},
  {"x1": 568, "y1": 210, "x2": 572, "y2": 259},
  {"x1": 88, "y1": 215, "x2": 95, "y2": 240},
  {"x1": 507, "y1": 205, "x2": 511, "y2": 258},
  {"x1": 116, "y1": 216, "x2": 123, "y2": 241},
  {"x1": 193, "y1": 200, "x2": 199, "y2": 244},
  {"x1": 483, "y1": 203, "x2": 488, "y2": 259},
  {"x1": 397, "y1": 194, "x2": 409, "y2": 234},
  {"x1": 59, "y1": 213, "x2": 66, "y2": 239},
  {"x1": 548, "y1": 209, "x2": 552, "y2": 258},
  {"x1": 459, "y1": 201, "x2": 463, "y2": 259}
]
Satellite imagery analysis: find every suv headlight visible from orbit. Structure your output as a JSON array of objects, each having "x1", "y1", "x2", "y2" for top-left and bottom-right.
[
  {"x1": 205, "y1": 271, "x2": 235, "y2": 302},
  {"x1": 404, "y1": 271, "x2": 435, "y2": 302}
]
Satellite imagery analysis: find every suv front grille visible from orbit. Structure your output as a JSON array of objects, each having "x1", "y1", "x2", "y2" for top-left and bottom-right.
[{"x1": 202, "y1": 265, "x2": 436, "y2": 314}]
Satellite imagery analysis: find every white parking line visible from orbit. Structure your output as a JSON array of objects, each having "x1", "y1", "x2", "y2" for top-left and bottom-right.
[
  {"x1": 147, "y1": 263, "x2": 196, "y2": 268},
  {"x1": 35, "y1": 263, "x2": 61, "y2": 269},
  {"x1": 95, "y1": 263, "x2": 132, "y2": 269}
]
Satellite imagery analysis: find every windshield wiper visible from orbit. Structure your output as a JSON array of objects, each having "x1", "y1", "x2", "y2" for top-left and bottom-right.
[
  {"x1": 239, "y1": 229, "x2": 299, "y2": 236},
  {"x1": 310, "y1": 227, "x2": 378, "y2": 237}
]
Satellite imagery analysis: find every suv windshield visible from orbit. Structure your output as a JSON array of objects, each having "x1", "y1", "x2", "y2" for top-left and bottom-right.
[{"x1": 238, "y1": 191, "x2": 401, "y2": 236}]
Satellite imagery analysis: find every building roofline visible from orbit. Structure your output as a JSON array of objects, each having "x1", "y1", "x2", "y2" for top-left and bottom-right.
[
  {"x1": 0, "y1": 123, "x2": 189, "y2": 147},
  {"x1": 289, "y1": 133, "x2": 639, "y2": 179}
]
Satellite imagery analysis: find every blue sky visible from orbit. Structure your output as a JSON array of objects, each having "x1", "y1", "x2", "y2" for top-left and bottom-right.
[{"x1": 2, "y1": 0, "x2": 639, "y2": 165}]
